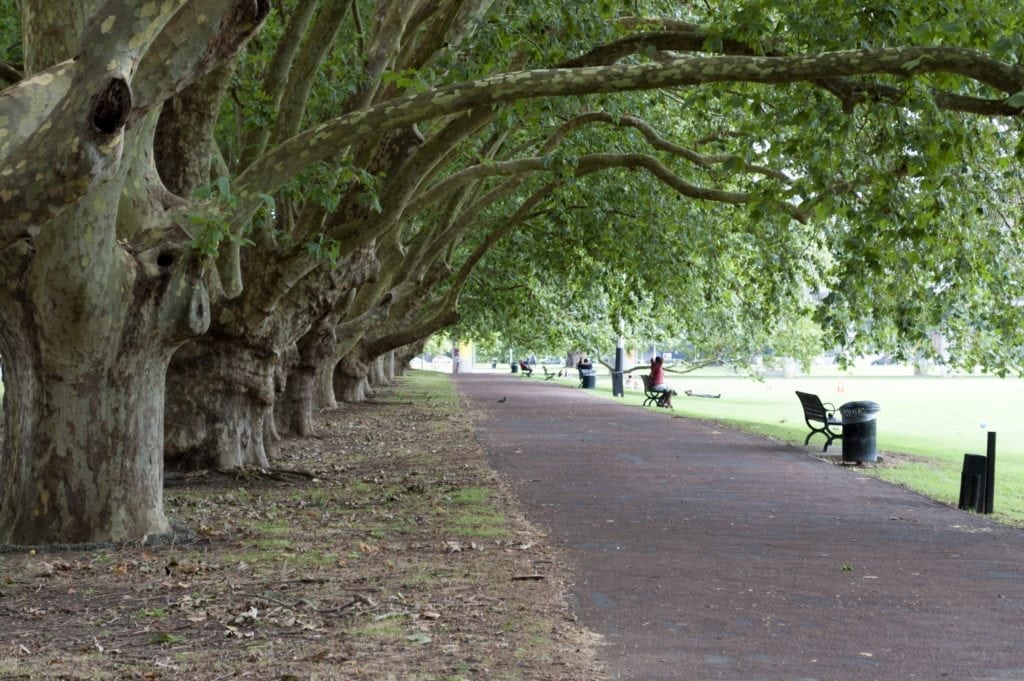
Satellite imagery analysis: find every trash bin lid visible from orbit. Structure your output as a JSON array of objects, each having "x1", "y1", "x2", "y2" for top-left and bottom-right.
[{"x1": 839, "y1": 400, "x2": 881, "y2": 422}]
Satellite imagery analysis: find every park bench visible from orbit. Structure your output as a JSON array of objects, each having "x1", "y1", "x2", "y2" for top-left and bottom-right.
[
  {"x1": 795, "y1": 391, "x2": 843, "y2": 452},
  {"x1": 641, "y1": 374, "x2": 670, "y2": 408}
]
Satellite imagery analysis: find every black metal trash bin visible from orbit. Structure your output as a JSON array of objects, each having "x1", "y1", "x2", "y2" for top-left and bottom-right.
[
  {"x1": 580, "y1": 369, "x2": 597, "y2": 389},
  {"x1": 510, "y1": 363, "x2": 518, "y2": 374},
  {"x1": 839, "y1": 400, "x2": 881, "y2": 463}
]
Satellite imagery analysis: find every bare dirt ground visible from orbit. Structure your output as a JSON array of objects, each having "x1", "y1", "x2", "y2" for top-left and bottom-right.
[{"x1": 0, "y1": 372, "x2": 600, "y2": 680}]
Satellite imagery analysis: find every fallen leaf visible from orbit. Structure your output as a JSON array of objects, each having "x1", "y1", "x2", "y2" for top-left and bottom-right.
[{"x1": 233, "y1": 606, "x2": 258, "y2": 623}]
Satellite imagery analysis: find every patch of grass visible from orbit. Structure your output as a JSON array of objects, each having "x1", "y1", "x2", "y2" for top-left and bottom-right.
[
  {"x1": 347, "y1": 617, "x2": 406, "y2": 640},
  {"x1": 514, "y1": 636, "x2": 552, "y2": 662},
  {"x1": 149, "y1": 632, "x2": 185, "y2": 646},
  {"x1": 442, "y1": 486, "x2": 508, "y2": 537},
  {"x1": 446, "y1": 487, "x2": 492, "y2": 505},
  {"x1": 137, "y1": 607, "x2": 168, "y2": 618},
  {"x1": 250, "y1": 520, "x2": 292, "y2": 536},
  {"x1": 448, "y1": 511, "x2": 509, "y2": 538},
  {"x1": 349, "y1": 480, "x2": 377, "y2": 496}
]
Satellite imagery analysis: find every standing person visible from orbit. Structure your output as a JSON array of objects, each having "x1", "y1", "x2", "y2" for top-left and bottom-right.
[{"x1": 650, "y1": 356, "x2": 676, "y2": 408}]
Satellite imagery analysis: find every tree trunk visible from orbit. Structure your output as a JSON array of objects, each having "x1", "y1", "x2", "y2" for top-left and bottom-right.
[
  {"x1": 281, "y1": 363, "x2": 318, "y2": 436},
  {"x1": 279, "y1": 321, "x2": 340, "y2": 434},
  {"x1": 1, "y1": 343, "x2": 173, "y2": 544},
  {"x1": 165, "y1": 335, "x2": 278, "y2": 471},
  {"x1": 0, "y1": 239, "x2": 210, "y2": 545},
  {"x1": 315, "y1": 357, "x2": 340, "y2": 410},
  {"x1": 394, "y1": 341, "x2": 424, "y2": 377},
  {"x1": 334, "y1": 348, "x2": 372, "y2": 403},
  {"x1": 369, "y1": 355, "x2": 389, "y2": 388}
]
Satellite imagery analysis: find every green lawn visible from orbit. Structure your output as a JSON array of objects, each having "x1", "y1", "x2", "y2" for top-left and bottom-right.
[{"x1": 516, "y1": 367, "x2": 1024, "y2": 525}]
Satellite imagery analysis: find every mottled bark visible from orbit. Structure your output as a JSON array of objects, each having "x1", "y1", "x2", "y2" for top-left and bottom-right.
[
  {"x1": 0, "y1": 0, "x2": 263, "y2": 544},
  {"x1": 156, "y1": 64, "x2": 236, "y2": 196},
  {"x1": 20, "y1": 0, "x2": 87, "y2": 74},
  {"x1": 279, "y1": 324, "x2": 336, "y2": 437},
  {"x1": 165, "y1": 335, "x2": 277, "y2": 471},
  {"x1": 334, "y1": 346, "x2": 372, "y2": 404},
  {"x1": 0, "y1": 234, "x2": 210, "y2": 544},
  {"x1": 165, "y1": 246, "x2": 379, "y2": 467},
  {"x1": 315, "y1": 359, "x2": 339, "y2": 410},
  {"x1": 369, "y1": 354, "x2": 389, "y2": 388},
  {"x1": 314, "y1": 290, "x2": 396, "y2": 407},
  {"x1": 394, "y1": 342, "x2": 423, "y2": 376}
]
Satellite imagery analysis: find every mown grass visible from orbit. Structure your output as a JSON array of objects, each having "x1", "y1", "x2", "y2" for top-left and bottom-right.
[{"x1": 511, "y1": 366, "x2": 1024, "y2": 525}]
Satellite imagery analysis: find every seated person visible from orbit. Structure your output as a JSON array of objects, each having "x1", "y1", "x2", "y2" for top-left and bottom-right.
[
  {"x1": 650, "y1": 356, "x2": 677, "y2": 408},
  {"x1": 518, "y1": 359, "x2": 533, "y2": 377}
]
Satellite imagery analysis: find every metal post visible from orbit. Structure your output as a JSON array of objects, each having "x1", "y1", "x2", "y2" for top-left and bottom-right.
[
  {"x1": 985, "y1": 431, "x2": 996, "y2": 514},
  {"x1": 612, "y1": 327, "x2": 625, "y2": 397}
]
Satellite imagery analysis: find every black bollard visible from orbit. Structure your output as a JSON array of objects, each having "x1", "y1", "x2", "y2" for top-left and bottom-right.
[
  {"x1": 958, "y1": 431, "x2": 997, "y2": 515},
  {"x1": 985, "y1": 431, "x2": 996, "y2": 515}
]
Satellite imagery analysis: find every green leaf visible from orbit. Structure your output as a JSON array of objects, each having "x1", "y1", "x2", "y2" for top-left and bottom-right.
[
  {"x1": 215, "y1": 176, "x2": 231, "y2": 197},
  {"x1": 1005, "y1": 91, "x2": 1024, "y2": 108}
]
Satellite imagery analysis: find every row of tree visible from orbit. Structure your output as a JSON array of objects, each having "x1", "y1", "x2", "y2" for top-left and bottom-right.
[{"x1": 2, "y1": 0, "x2": 1024, "y2": 545}]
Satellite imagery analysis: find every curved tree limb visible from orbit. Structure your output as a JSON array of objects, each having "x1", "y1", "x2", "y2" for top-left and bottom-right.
[
  {"x1": 132, "y1": 0, "x2": 270, "y2": 116},
  {"x1": 0, "y1": 60, "x2": 24, "y2": 85},
  {"x1": 232, "y1": 45, "x2": 1024, "y2": 234},
  {"x1": 237, "y1": 0, "x2": 320, "y2": 168},
  {"x1": 268, "y1": 0, "x2": 354, "y2": 148},
  {"x1": 563, "y1": 21, "x2": 1024, "y2": 117}
]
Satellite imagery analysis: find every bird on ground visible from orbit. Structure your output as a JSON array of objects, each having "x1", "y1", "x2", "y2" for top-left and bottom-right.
[{"x1": 497, "y1": 396, "x2": 507, "y2": 403}]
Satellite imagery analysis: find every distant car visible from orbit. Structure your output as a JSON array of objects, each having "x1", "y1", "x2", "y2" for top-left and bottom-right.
[{"x1": 871, "y1": 356, "x2": 896, "y2": 365}]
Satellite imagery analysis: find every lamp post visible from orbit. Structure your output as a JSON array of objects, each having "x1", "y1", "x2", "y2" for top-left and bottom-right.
[{"x1": 612, "y1": 319, "x2": 625, "y2": 397}]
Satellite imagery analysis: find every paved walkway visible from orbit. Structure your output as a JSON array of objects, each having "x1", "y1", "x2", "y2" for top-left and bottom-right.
[{"x1": 456, "y1": 373, "x2": 1024, "y2": 681}]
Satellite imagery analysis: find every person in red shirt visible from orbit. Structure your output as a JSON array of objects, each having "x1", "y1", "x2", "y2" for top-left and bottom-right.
[{"x1": 650, "y1": 356, "x2": 675, "y2": 408}]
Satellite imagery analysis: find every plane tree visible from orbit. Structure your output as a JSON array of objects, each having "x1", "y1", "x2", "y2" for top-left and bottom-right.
[{"x1": 3, "y1": 0, "x2": 1024, "y2": 545}]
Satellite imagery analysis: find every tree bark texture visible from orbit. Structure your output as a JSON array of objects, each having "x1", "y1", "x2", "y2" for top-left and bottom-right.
[
  {"x1": 0, "y1": 0, "x2": 267, "y2": 545},
  {"x1": 334, "y1": 346, "x2": 372, "y2": 404},
  {"x1": 369, "y1": 355, "x2": 389, "y2": 388},
  {"x1": 164, "y1": 334, "x2": 277, "y2": 471},
  {"x1": 0, "y1": 235, "x2": 210, "y2": 544},
  {"x1": 165, "y1": 245, "x2": 379, "y2": 467},
  {"x1": 278, "y1": 322, "x2": 338, "y2": 436}
]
